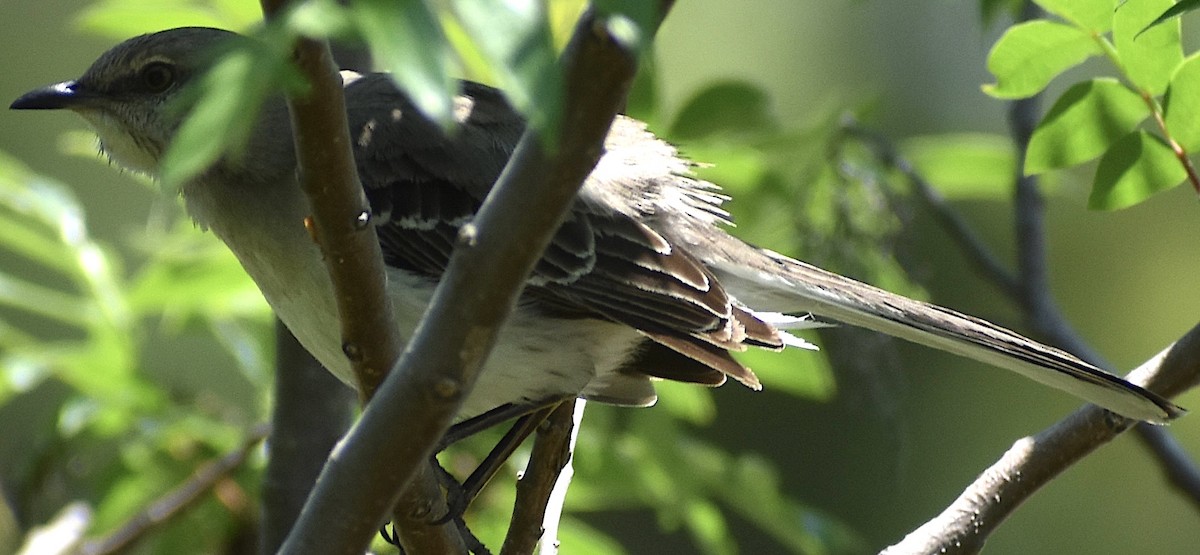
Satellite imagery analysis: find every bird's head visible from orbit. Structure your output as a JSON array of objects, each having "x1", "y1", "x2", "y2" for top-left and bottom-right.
[{"x1": 10, "y1": 27, "x2": 237, "y2": 175}]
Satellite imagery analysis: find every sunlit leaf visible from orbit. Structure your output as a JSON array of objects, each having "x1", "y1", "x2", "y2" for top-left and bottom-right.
[
  {"x1": 1090, "y1": 131, "x2": 1185, "y2": 209},
  {"x1": 1134, "y1": 0, "x2": 1200, "y2": 38},
  {"x1": 556, "y1": 517, "x2": 630, "y2": 555},
  {"x1": 75, "y1": 0, "x2": 261, "y2": 38},
  {"x1": 0, "y1": 273, "x2": 91, "y2": 326},
  {"x1": 126, "y1": 231, "x2": 265, "y2": 320},
  {"x1": 684, "y1": 500, "x2": 735, "y2": 554},
  {"x1": 160, "y1": 33, "x2": 296, "y2": 190},
  {"x1": 1026, "y1": 79, "x2": 1147, "y2": 174},
  {"x1": 548, "y1": 0, "x2": 588, "y2": 49},
  {"x1": 1164, "y1": 54, "x2": 1200, "y2": 151},
  {"x1": 350, "y1": 0, "x2": 455, "y2": 125},
  {"x1": 902, "y1": 133, "x2": 1016, "y2": 197},
  {"x1": 1037, "y1": 0, "x2": 1114, "y2": 32},
  {"x1": 680, "y1": 142, "x2": 770, "y2": 197},
  {"x1": 453, "y1": 0, "x2": 563, "y2": 138},
  {"x1": 736, "y1": 346, "x2": 837, "y2": 402},
  {"x1": 670, "y1": 81, "x2": 779, "y2": 141},
  {"x1": 1114, "y1": 0, "x2": 1183, "y2": 95},
  {"x1": 983, "y1": 20, "x2": 1100, "y2": 99},
  {"x1": 653, "y1": 381, "x2": 716, "y2": 425}
]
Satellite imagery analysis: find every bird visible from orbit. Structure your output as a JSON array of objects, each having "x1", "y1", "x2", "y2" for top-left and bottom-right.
[{"x1": 9, "y1": 27, "x2": 1183, "y2": 425}]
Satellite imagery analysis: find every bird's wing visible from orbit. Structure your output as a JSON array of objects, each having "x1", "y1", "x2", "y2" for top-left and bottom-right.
[{"x1": 344, "y1": 76, "x2": 782, "y2": 388}]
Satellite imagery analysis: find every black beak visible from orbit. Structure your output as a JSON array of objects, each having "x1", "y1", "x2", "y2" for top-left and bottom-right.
[{"x1": 10, "y1": 81, "x2": 87, "y2": 110}]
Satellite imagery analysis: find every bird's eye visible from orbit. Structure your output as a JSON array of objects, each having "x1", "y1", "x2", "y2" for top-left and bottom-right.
[{"x1": 139, "y1": 62, "x2": 175, "y2": 93}]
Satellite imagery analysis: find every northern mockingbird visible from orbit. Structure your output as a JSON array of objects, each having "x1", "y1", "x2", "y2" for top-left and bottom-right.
[{"x1": 9, "y1": 27, "x2": 1183, "y2": 423}]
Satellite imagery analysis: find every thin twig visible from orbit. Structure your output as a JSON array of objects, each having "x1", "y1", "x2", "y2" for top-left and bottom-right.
[
  {"x1": 842, "y1": 123, "x2": 1019, "y2": 297},
  {"x1": 1135, "y1": 425, "x2": 1200, "y2": 511},
  {"x1": 882, "y1": 323, "x2": 1200, "y2": 555},
  {"x1": 80, "y1": 424, "x2": 270, "y2": 555},
  {"x1": 276, "y1": 4, "x2": 676, "y2": 553},
  {"x1": 538, "y1": 400, "x2": 586, "y2": 555},
  {"x1": 501, "y1": 401, "x2": 576, "y2": 555}
]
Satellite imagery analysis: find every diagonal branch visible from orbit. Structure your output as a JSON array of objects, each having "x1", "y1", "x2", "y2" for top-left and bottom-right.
[
  {"x1": 841, "y1": 123, "x2": 1019, "y2": 298},
  {"x1": 882, "y1": 322, "x2": 1200, "y2": 555},
  {"x1": 276, "y1": 3, "x2": 676, "y2": 553},
  {"x1": 80, "y1": 425, "x2": 269, "y2": 555},
  {"x1": 500, "y1": 401, "x2": 577, "y2": 555}
]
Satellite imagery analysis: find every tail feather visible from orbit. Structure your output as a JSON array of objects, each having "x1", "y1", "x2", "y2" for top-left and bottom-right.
[{"x1": 703, "y1": 242, "x2": 1183, "y2": 423}]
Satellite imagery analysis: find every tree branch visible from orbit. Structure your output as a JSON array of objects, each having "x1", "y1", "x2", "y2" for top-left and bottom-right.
[
  {"x1": 841, "y1": 123, "x2": 1019, "y2": 297},
  {"x1": 260, "y1": 322, "x2": 354, "y2": 553},
  {"x1": 258, "y1": 0, "x2": 401, "y2": 403},
  {"x1": 882, "y1": 322, "x2": 1200, "y2": 555},
  {"x1": 80, "y1": 425, "x2": 269, "y2": 555},
  {"x1": 500, "y1": 401, "x2": 576, "y2": 555},
  {"x1": 276, "y1": 3, "x2": 675, "y2": 553}
]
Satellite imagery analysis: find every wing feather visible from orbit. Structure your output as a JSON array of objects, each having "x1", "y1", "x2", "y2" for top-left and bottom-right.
[{"x1": 344, "y1": 75, "x2": 783, "y2": 388}]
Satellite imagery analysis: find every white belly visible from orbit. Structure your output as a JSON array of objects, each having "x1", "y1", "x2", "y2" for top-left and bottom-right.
[{"x1": 230, "y1": 227, "x2": 650, "y2": 421}]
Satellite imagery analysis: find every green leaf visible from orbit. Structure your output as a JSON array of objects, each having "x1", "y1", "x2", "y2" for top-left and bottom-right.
[
  {"x1": 0, "y1": 273, "x2": 91, "y2": 326},
  {"x1": 1037, "y1": 0, "x2": 1114, "y2": 32},
  {"x1": 1025, "y1": 79, "x2": 1147, "y2": 174},
  {"x1": 1090, "y1": 131, "x2": 1185, "y2": 209},
  {"x1": 716, "y1": 454, "x2": 866, "y2": 553},
  {"x1": 902, "y1": 133, "x2": 1017, "y2": 197},
  {"x1": 351, "y1": 0, "x2": 455, "y2": 126},
  {"x1": 126, "y1": 234, "x2": 265, "y2": 320},
  {"x1": 1135, "y1": 0, "x2": 1200, "y2": 38},
  {"x1": 684, "y1": 500, "x2": 735, "y2": 555},
  {"x1": 1114, "y1": 0, "x2": 1183, "y2": 95},
  {"x1": 983, "y1": 20, "x2": 1100, "y2": 99},
  {"x1": 669, "y1": 81, "x2": 779, "y2": 141},
  {"x1": 453, "y1": 0, "x2": 563, "y2": 138},
  {"x1": 548, "y1": 0, "x2": 588, "y2": 49},
  {"x1": 159, "y1": 35, "x2": 295, "y2": 190},
  {"x1": 1164, "y1": 54, "x2": 1200, "y2": 151}
]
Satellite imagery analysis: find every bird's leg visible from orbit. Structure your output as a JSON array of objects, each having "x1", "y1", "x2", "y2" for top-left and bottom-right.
[{"x1": 432, "y1": 396, "x2": 570, "y2": 523}]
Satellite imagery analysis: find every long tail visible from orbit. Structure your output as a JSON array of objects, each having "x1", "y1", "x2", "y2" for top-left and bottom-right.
[{"x1": 696, "y1": 235, "x2": 1183, "y2": 423}]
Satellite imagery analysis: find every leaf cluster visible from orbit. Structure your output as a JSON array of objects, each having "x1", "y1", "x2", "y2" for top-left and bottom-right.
[{"x1": 985, "y1": 0, "x2": 1200, "y2": 209}]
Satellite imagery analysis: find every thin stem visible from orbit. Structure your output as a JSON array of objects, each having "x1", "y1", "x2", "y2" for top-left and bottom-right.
[{"x1": 81, "y1": 425, "x2": 270, "y2": 555}]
